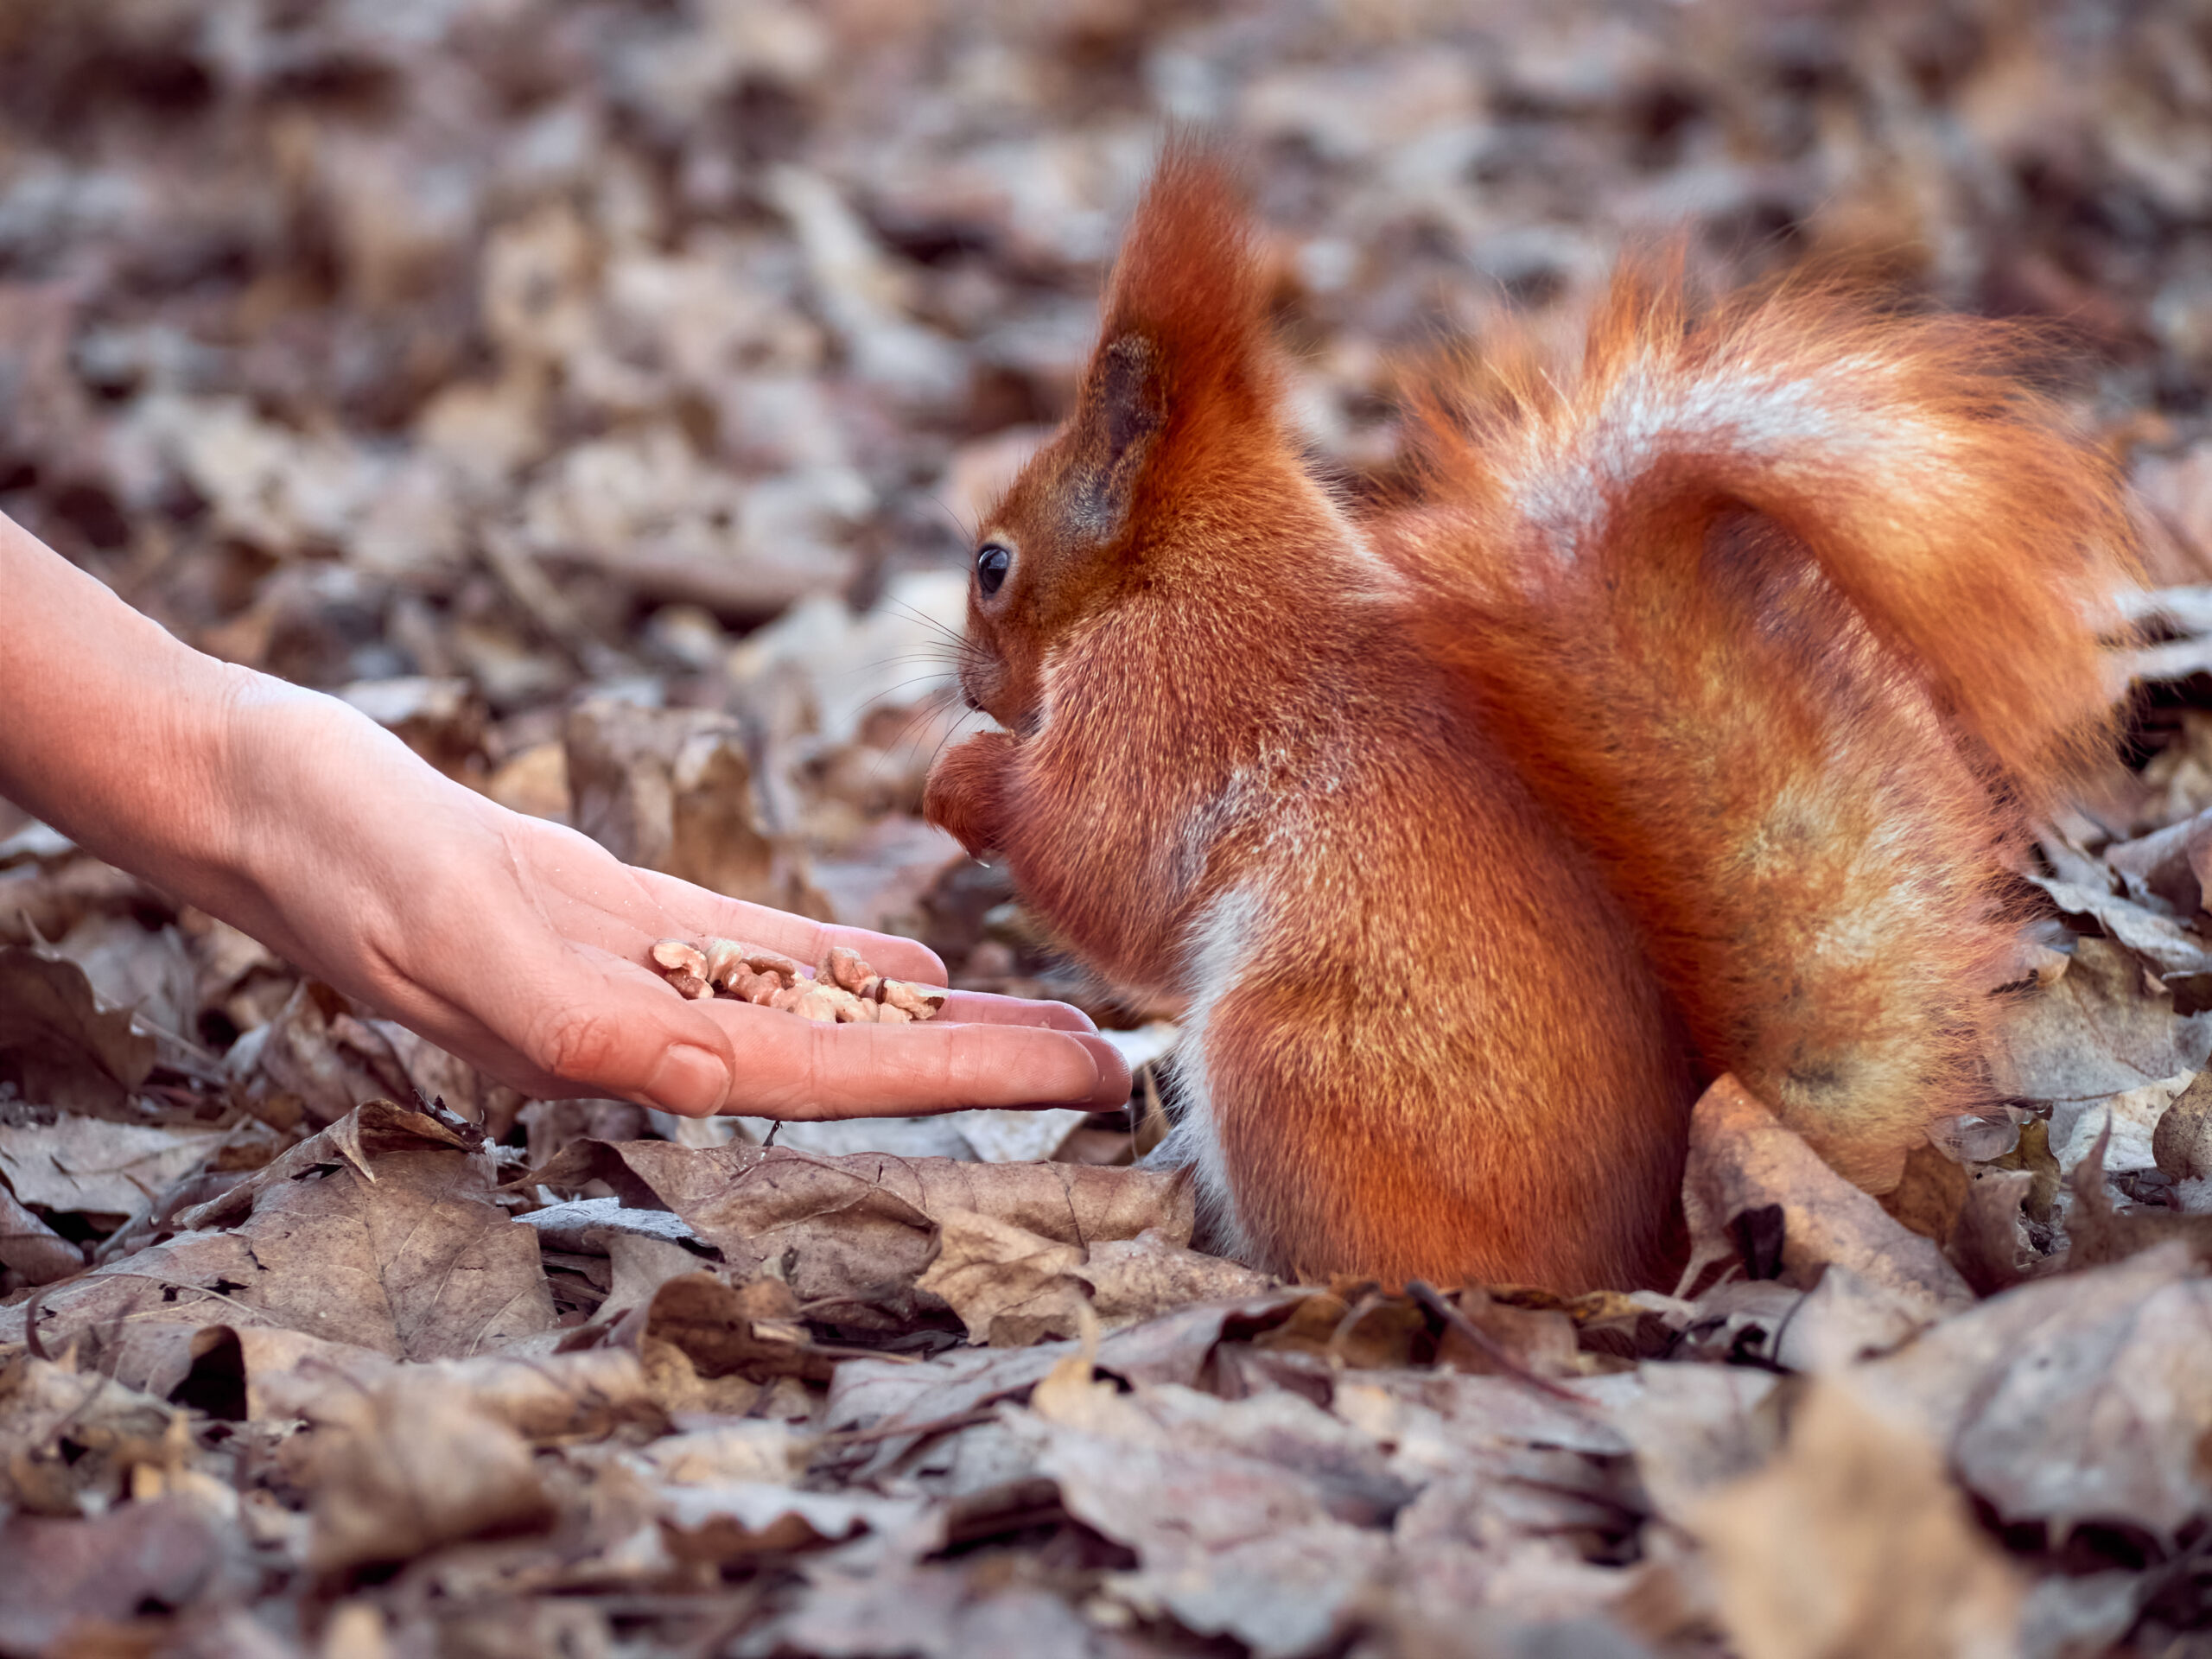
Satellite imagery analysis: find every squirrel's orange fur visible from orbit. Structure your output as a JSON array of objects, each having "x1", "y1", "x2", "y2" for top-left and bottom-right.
[{"x1": 924, "y1": 148, "x2": 2136, "y2": 1292}]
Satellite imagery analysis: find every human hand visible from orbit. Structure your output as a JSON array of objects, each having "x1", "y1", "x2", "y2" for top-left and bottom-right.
[{"x1": 200, "y1": 682, "x2": 1130, "y2": 1118}]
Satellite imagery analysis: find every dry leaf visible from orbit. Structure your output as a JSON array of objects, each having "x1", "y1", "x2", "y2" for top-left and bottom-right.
[
  {"x1": 2029, "y1": 874, "x2": 2212, "y2": 977},
  {"x1": 1853, "y1": 1243, "x2": 2212, "y2": 1544},
  {"x1": 565, "y1": 698, "x2": 788, "y2": 906},
  {"x1": 1076, "y1": 1228, "x2": 1277, "y2": 1325},
  {"x1": 1014, "y1": 1372, "x2": 1395, "y2": 1657},
  {"x1": 10, "y1": 1100, "x2": 555, "y2": 1369},
  {"x1": 1689, "y1": 1379, "x2": 2022, "y2": 1659},
  {"x1": 1990, "y1": 938, "x2": 2212, "y2": 1160},
  {"x1": 1948, "y1": 1167, "x2": 2037, "y2": 1296},
  {"x1": 0, "y1": 1498, "x2": 232, "y2": 1655},
  {"x1": 525, "y1": 1139, "x2": 1192, "y2": 1329},
  {"x1": 1680, "y1": 1075, "x2": 1974, "y2": 1315},
  {"x1": 304, "y1": 1373, "x2": 556, "y2": 1575},
  {"x1": 658, "y1": 1485, "x2": 933, "y2": 1569},
  {"x1": 779, "y1": 1564, "x2": 1117, "y2": 1659},
  {"x1": 0, "y1": 1117, "x2": 231, "y2": 1216},
  {"x1": 230, "y1": 980, "x2": 413, "y2": 1128},
  {"x1": 0, "y1": 1185, "x2": 81, "y2": 1286},
  {"x1": 916, "y1": 1206, "x2": 1089, "y2": 1345},
  {"x1": 0, "y1": 944, "x2": 156, "y2": 1116},
  {"x1": 0, "y1": 1356, "x2": 179, "y2": 1516}
]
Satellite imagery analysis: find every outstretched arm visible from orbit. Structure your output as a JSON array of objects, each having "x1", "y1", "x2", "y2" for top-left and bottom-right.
[{"x1": 0, "y1": 512, "x2": 1128, "y2": 1119}]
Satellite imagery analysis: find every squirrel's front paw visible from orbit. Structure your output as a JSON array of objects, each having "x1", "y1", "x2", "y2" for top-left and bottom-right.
[{"x1": 924, "y1": 731, "x2": 1015, "y2": 858}]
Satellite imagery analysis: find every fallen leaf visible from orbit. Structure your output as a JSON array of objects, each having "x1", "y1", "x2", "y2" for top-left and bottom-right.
[
  {"x1": 1606, "y1": 1363, "x2": 1783, "y2": 1528},
  {"x1": 304, "y1": 1372, "x2": 556, "y2": 1575},
  {"x1": 525, "y1": 1139, "x2": 1192, "y2": 1330},
  {"x1": 0, "y1": 1184, "x2": 81, "y2": 1285},
  {"x1": 1990, "y1": 939, "x2": 2212, "y2": 1160},
  {"x1": 9, "y1": 1100, "x2": 556, "y2": 1370},
  {"x1": 1853, "y1": 1243, "x2": 2212, "y2": 1544},
  {"x1": 0, "y1": 1356, "x2": 178, "y2": 1516},
  {"x1": 779, "y1": 1564, "x2": 1122, "y2": 1659},
  {"x1": 2153, "y1": 1065, "x2": 2212, "y2": 1178},
  {"x1": 1948, "y1": 1167, "x2": 2037, "y2": 1295},
  {"x1": 0, "y1": 945, "x2": 156, "y2": 1116},
  {"x1": 515, "y1": 1194, "x2": 703, "y2": 1251},
  {"x1": 0, "y1": 1118, "x2": 231, "y2": 1216},
  {"x1": 2030, "y1": 874, "x2": 2212, "y2": 977},
  {"x1": 1077, "y1": 1228, "x2": 1277, "y2": 1326},
  {"x1": 658, "y1": 1484, "x2": 934, "y2": 1568},
  {"x1": 0, "y1": 1498, "x2": 231, "y2": 1656},
  {"x1": 628, "y1": 1269, "x2": 842, "y2": 1385},
  {"x1": 564, "y1": 696, "x2": 791, "y2": 906},
  {"x1": 1770, "y1": 1266, "x2": 1936, "y2": 1373},
  {"x1": 917, "y1": 1208, "x2": 1089, "y2": 1346},
  {"x1": 954, "y1": 1106, "x2": 1091, "y2": 1164},
  {"x1": 1014, "y1": 1370, "x2": 1396, "y2": 1657},
  {"x1": 1689, "y1": 1378, "x2": 2022, "y2": 1659},
  {"x1": 637, "y1": 1420, "x2": 805, "y2": 1485},
  {"x1": 819, "y1": 1292, "x2": 1306, "y2": 1484},
  {"x1": 1680, "y1": 1075, "x2": 1974, "y2": 1315},
  {"x1": 46, "y1": 911, "x2": 199, "y2": 1042},
  {"x1": 229, "y1": 980, "x2": 413, "y2": 1128},
  {"x1": 2049, "y1": 1070, "x2": 2192, "y2": 1175}
]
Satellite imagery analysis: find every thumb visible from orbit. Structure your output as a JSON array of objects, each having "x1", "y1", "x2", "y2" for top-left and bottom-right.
[{"x1": 495, "y1": 957, "x2": 746, "y2": 1113}]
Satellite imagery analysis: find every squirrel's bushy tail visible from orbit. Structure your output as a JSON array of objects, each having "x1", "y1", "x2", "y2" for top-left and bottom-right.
[{"x1": 1395, "y1": 264, "x2": 2138, "y2": 1185}]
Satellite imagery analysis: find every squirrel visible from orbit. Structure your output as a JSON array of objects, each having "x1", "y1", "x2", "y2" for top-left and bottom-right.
[{"x1": 922, "y1": 145, "x2": 2138, "y2": 1293}]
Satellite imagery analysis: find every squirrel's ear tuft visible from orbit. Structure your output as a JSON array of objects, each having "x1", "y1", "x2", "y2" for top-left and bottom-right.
[{"x1": 1058, "y1": 143, "x2": 1276, "y2": 541}]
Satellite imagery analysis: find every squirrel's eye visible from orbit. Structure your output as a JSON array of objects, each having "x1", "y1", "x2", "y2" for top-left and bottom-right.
[{"x1": 976, "y1": 543, "x2": 1012, "y2": 597}]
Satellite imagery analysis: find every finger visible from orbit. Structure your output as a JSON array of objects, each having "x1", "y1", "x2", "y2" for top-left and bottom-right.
[
  {"x1": 816, "y1": 927, "x2": 949, "y2": 986},
  {"x1": 627, "y1": 868, "x2": 950, "y2": 984},
  {"x1": 933, "y1": 989, "x2": 1099, "y2": 1033},
  {"x1": 686, "y1": 1000, "x2": 1127, "y2": 1118}
]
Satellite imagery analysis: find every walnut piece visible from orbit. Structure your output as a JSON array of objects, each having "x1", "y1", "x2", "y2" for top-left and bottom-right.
[{"x1": 646, "y1": 937, "x2": 950, "y2": 1026}]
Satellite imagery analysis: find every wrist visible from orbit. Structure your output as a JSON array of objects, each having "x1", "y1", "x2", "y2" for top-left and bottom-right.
[{"x1": 194, "y1": 676, "x2": 479, "y2": 972}]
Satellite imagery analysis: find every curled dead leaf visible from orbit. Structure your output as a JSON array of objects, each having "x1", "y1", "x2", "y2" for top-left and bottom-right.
[{"x1": 1679, "y1": 1076, "x2": 1974, "y2": 1317}]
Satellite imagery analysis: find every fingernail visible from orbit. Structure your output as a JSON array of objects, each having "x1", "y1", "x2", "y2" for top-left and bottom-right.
[
  {"x1": 643, "y1": 1043, "x2": 732, "y2": 1116},
  {"x1": 1076, "y1": 1034, "x2": 1132, "y2": 1108}
]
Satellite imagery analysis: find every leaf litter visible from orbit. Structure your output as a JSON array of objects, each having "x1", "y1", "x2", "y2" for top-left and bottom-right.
[{"x1": 6, "y1": 0, "x2": 2212, "y2": 1655}]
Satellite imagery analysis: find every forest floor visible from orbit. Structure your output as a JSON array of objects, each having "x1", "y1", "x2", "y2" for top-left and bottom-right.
[{"x1": 5, "y1": 2, "x2": 2212, "y2": 1656}]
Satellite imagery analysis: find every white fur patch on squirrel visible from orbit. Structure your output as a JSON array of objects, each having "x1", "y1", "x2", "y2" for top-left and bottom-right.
[{"x1": 648, "y1": 938, "x2": 948, "y2": 1025}]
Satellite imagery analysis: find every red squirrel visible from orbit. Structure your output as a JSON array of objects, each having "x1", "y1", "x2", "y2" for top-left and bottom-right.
[{"x1": 922, "y1": 147, "x2": 2137, "y2": 1292}]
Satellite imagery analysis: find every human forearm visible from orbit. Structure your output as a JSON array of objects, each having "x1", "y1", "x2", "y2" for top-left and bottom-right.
[{"x1": 0, "y1": 511, "x2": 260, "y2": 908}]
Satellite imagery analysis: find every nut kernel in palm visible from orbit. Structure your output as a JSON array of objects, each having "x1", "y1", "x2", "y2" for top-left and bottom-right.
[
  {"x1": 741, "y1": 945, "x2": 801, "y2": 979},
  {"x1": 791, "y1": 985, "x2": 845, "y2": 1022},
  {"x1": 822, "y1": 945, "x2": 872, "y2": 993},
  {"x1": 652, "y1": 940, "x2": 709, "y2": 979},
  {"x1": 883, "y1": 979, "x2": 948, "y2": 1019},
  {"x1": 701, "y1": 938, "x2": 750, "y2": 990}
]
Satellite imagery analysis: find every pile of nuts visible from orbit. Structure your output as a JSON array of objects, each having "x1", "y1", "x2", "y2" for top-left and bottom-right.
[{"x1": 648, "y1": 938, "x2": 949, "y2": 1025}]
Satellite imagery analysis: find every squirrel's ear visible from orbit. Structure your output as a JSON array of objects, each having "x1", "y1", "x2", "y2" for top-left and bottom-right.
[
  {"x1": 1058, "y1": 144, "x2": 1276, "y2": 543},
  {"x1": 1061, "y1": 334, "x2": 1166, "y2": 537}
]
